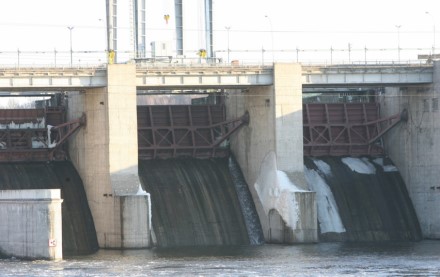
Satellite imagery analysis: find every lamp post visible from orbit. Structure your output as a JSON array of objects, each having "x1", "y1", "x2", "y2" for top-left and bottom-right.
[
  {"x1": 264, "y1": 15, "x2": 274, "y2": 63},
  {"x1": 395, "y1": 25, "x2": 401, "y2": 62},
  {"x1": 425, "y1": 12, "x2": 436, "y2": 58},
  {"x1": 67, "y1": 26, "x2": 74, "y2": 67},
  {"x1": 225, "y1": 26, "x2": 231, "y2": 63}
]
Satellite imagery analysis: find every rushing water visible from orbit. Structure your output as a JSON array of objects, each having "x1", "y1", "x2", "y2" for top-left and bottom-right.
[
  {"x1": 138, "y1": 158, "x2": 258, "y2": 247},
  {"x1": 2, "y1": 241, "x2": 440, "y2": 276}
]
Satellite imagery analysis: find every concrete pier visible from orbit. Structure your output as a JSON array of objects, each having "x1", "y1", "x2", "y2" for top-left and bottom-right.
[
  {"x1": 227, "y1": 63, "x2": 318, "y2": 243},
  {"x1": 68, "y1": 64, "x2": 151, "y2": 248},
  {"x1": 380, "y1": 61, "x2": 440, "y2": 239},
  {"x1": 0, "y1": 189, "x2": 63, "y2": 260}
]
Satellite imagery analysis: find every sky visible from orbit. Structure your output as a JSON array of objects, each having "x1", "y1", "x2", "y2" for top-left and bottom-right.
[{"x1": 0, "y1": 0, "x2": 439, "y2": 64}]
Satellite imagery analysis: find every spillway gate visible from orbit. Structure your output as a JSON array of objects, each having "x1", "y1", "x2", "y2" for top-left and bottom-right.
[
  {"x1": 0, "y1": 107, "x2": 85, "y2": 162},
  {"x1": 137, "y1": 105, "x2": 249, "y2": 159},
  {"x1": 303, "y1": 103, "x2": 406, "y2": 157}
]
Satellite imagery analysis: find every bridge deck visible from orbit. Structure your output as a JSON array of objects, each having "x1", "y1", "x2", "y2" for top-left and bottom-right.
[{"x1": 0, "y1": 63, "x2": 433, "y2": 91}]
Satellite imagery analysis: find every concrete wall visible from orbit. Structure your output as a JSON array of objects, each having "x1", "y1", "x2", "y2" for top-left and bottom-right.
[
  {"x1": 0, "y1": 189, "x2": 63, "y2": 260},
  {"x1": 380, "y1": 61, "x2": 440, "y2": 238},
  {"x1": 227, "y1": 63, "x2": 317, "y2": 243},
  {"x1": 68, "y1": 64, "x2": 151, "y2": 248}
]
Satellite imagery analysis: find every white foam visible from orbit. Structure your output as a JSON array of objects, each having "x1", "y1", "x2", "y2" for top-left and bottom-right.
[
  {"x1": 304, "y1": 168, "x2": 346, "y2": 234},
  {"x1": 342, "y1": 157, "x2": 376, "y2": 174}
]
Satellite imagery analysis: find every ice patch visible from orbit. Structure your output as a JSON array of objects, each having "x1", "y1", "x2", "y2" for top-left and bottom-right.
[
  {"x1": 373, "y1": 158, "x2": 398, "y2": 172},
  {"x1": 136, "y1": 184, "x2": 148, "y2": 195},
  {"x1": 47, "y1": 125, "x2": 57, "y2": 148},
  {"x1": 342, "y1": 157, "x2": 376, "y2": 174},
  {"x1": 304, "y1": 168, "x2": 345, "y2": 234},
  {"x1": 0, "y1": 117, "x2": 45, "y2": 130},
  {"x1": 254, "y1": 152, "x2": 307, "y2": 229},
  {"x1": 32, "y1": 138, "x2": 47, "y2": 148},
  {"x1": 313, "y1": 159, "x2": 332, "y2": 177},
  {"x1": 135, "y1": 185, "x2": 152, "y2": 238}
]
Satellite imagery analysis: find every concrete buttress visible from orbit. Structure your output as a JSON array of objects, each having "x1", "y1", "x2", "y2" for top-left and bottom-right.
[
  {"x1": 227, "y1": 63, "x2": 318, "y2": 243},
  {"x1": 380, "y1": 60, "x2": 440, "y2": 239},
  {"x1": 68, "y1": 64, "x2": 150, "y2": 248}
]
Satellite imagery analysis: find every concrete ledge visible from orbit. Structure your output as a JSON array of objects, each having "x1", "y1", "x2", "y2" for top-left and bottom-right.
[
  {"x1": 119, "y1": 194, "x2": 151, "y2": 248},
  {"x1": 0, "y1": 189, "x2": 63, "y2": 260},
  {"x1": 0, "y1": 189, "x2": 60, "y2": 200}
]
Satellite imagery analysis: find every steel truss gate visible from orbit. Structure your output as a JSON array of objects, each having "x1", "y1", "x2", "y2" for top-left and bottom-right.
[
  {"x1": 303, "y1": 103, "x2": 406, "y2": 157},
  {"x1": 137, "y1": 105, "x2": 248, "y2": 159}
]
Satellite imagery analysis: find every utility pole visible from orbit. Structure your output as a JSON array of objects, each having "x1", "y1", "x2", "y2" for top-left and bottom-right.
[
  {"x1": 225, "y1": 26, "x2": 231, "y2": 63},
  {"x1": 425, "y1": 12, "x2": 436, "y2": 59},
  {"x1": 395, "y1": 25, "x2": 401, "y2": 63},
  {"x1": 67, "y1": 26, "x2": 74, "y2": 67}
]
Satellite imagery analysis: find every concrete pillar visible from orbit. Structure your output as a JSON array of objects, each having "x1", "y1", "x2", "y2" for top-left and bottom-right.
[
  {"x1": 274, "y1": 63, "x2": 306, "y2": 177},
  {"x1": 380, "y1": 61, "x2": 440, "y2": 239},
  {"x1": 68, "y1": 64, "x2": 151, "y2": 248},
  {"x1": 227, "y1": 63, "x2": 317, "y2": 243},
  {"x1": 0, "y1": 189, "x2": 63, "y2": 260}
]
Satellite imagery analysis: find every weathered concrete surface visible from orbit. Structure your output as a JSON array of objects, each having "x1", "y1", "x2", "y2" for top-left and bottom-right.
[
  {"x1": 226, "y1": 63, "x2": 317, "y2": 243},
  {"x1": 268, "y1": 192, "x2": 317, "y2": 243},
  {"x1": 68, "y1": 64, "x2": 150, "y2": 248},
  {"x1": 0, "y1": 189, "x2": 63, "y2": 260},
  {"x1": 119, "y1": 194, "x2": 151, "y2": 248},
  {"x1": 380, "y1": 61, "x2": 440, "y2": 239}
]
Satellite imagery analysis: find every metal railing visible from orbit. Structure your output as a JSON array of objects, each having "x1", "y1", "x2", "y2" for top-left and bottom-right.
[{"x1": 0, "y1": 47, "x2": 436, "y2": 68}]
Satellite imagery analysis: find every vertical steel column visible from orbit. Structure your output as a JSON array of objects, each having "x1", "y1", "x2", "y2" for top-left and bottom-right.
[
  {"x1": 133, "y1": 0, "x2": 146, "y2": 58},
  {"x1": 106, "y1": 0, "x2": 118, "y2": 63},
  {"x1": 205, "y1": 0, "x2": 213, "y2": 58},
  {"x1": 175, "y1": 0, "x2": 183, "y2": 55}
]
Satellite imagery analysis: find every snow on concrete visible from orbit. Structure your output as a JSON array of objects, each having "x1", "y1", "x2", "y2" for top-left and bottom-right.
[
  {"x1": 342, "y1": 157, "x2": 376, "y2": 174},
  {"x1": 254, "y1": 151, "x2": 307, "y2": 229},
  {"x1": 304, "y1": 166, "x2": 346, "y2": 234},
  {"x1": 373, "y1": 158, "x2": 398, "y2": 172}
]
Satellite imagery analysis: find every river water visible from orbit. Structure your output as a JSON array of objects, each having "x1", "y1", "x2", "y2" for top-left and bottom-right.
[{"x1": 2, "y1": 240, "x2": 440, "y2": 276}]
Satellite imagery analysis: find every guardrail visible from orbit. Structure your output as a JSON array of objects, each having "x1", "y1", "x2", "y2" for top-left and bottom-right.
[{"x1": 0, "y1": 47, "x2": 436, "y2": 68}]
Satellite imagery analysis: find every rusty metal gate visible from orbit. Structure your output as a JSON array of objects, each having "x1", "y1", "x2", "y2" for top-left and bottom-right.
[
  {"x1": 137, "y1": 105, "x2": 248, "y2": 159},
  {"x1": 0, "y1": 108, "x2": 85, "y2": 162},
  {"x1": 303, "y1": 103, "x2": 405, "y2": 156}
]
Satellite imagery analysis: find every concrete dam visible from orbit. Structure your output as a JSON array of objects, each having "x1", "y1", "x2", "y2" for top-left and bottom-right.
[{"x1": 1, "y1": 62, "x2": 435, "y2": 258}]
